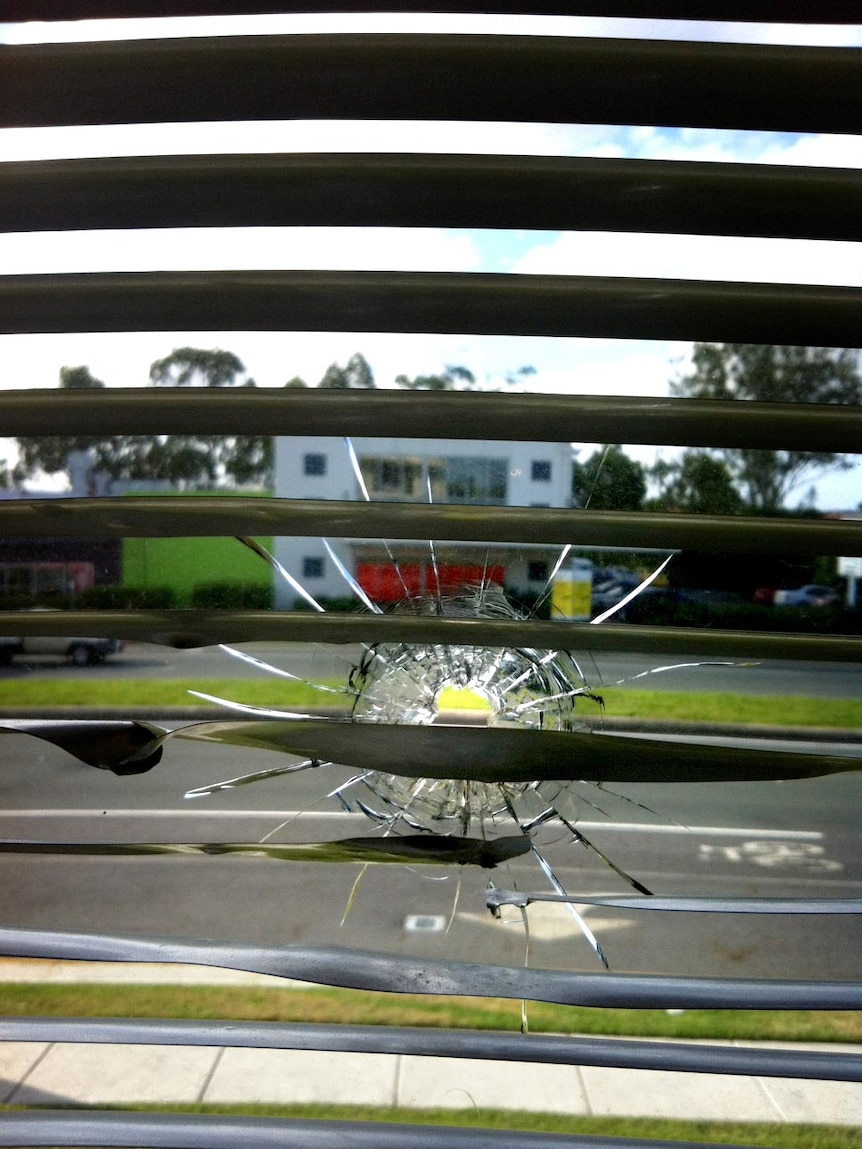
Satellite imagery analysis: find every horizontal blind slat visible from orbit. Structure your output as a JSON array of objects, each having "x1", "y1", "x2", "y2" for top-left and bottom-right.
[
  {"x1": 4, "y1": 389, "x2": 861, "y2": 452},
  {"x1": 6, "y1": 271, "x2": 862, "y2": 346},
  {"x1": 1, "y1": 610, "x2": 859, "y2": 663},
  {"x1": 3, "y1": 496, "x2": 860, "y2": 555},
  {"x1": 1, "y1": 717, "x2": 855, "y2": 781},
  {"x1": 3, "y1": 35, "x2": 861, "y2": 134},
  {"x1": 0, "y1": 1110, "x2": 792, "y2": 1149},
  {"x1": 2, "y1": 926, "x2": 859, "y2": 1008},
  {"x1": 4, "y1": 1017, "x2": 859, "y2": 1081},
  {"x1": 6, "y1": 154, "x2": 862, "y2": 243}
]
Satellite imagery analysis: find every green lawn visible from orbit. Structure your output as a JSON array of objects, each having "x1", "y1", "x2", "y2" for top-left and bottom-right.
[
  {"x1": 2, "y1": 984, "x2": 858, "y2": 1044},
  {"x1": 1, "y1": 678, "x2": 861, "y2": 729}
]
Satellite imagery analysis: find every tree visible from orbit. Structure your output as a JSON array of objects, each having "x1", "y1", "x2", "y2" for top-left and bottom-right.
[
  {"x1": 648, "y1": 452, "x2": 743, "y2": 515},
  {"x1": 317, "y1": 352, "x2": 375, "y2": 389},
  {"x1": 505, "y1": 365, "x2": 537, "y2": 385},
  {"x1": 572, "y1": 445, "x2": 645, "y2": 511},
  {"x1": 149, "y1": 347, "x2": 247, "y2": 389},
  {"x1": 672, "y1": 343, "x2": 862, "y2": 512},
  {"x1": 395, "y1": 364, "x2": 475, "y2": 391},
  {"x1": 16, "y1": 366, "x2": 115, "y2": 480},
  {"x1": 146, "y1": 347, "x2": 272, "y2": 488},
  {"x1": 18, "y1": 352, "x2": 274, "y2": 490}
]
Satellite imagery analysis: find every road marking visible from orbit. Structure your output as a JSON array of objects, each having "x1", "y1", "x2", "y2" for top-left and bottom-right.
[
  {"x1": 0, "y1": 811, "x2": 824, "y2": 840},
  {"x1": 699, "y1": 840, "x2": 842, "y2": 871},
  {"x1": 575, "y1": 821, "x2": 824, "y2": 840}
]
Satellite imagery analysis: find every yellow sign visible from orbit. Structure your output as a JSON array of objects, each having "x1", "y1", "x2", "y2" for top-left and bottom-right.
[{"x1": 551, "y1": 575, "x2": 592, "y2": 620}]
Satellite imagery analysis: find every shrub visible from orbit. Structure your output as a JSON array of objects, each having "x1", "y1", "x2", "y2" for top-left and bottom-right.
[
  {"x1": 290, "y1": 595, "x2": 365, "y2": 613},
  {"x1": 77, "y1": 585, "x2": 177, "y2": 609},
  {"x1": 624, "y1": 592, "x2": 860, "y2": 634},
  {"x1": 189, "y1": 581, "x2": 273, "y2": 610}
]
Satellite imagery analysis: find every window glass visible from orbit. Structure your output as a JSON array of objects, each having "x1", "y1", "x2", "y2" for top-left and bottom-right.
[
  {"x1": 302, "y1": 556, "x2": 324, "y2": 579},
  {"x1": 531, "y1": 460, "x2": 552, "y2": 482},
  {"x1": 303, "y1": 453, "x2": 327, "y2": 477},
  {"x1": 445, "y1": 457, "x2": 508, "y2": 504},
  {"x1": 359, "y1": 456, "x2": 423, "y2": 498}
]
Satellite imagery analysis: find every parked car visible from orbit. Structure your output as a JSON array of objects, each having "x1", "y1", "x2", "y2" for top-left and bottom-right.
[
  {"x1": 773, "y1": 584, "x2": 839, "y2": 608},
  {"x1": 0, "y1": 632, "x2": 124, "y2": 666},
  {"x1": 590, "y1": 571, "x2": 647, "y2": 616}
]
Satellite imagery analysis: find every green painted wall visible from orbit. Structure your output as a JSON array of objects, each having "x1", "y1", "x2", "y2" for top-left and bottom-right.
[{"x1": 122, "y1": 535, "x2": 272, "y2": 606}]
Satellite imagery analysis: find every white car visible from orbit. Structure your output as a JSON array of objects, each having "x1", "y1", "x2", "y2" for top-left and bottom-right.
[
  {"x1": 0, "y1": 633, "x2": 124, "y2": 667},
  {"x1": 773, "y1": 584, "x2": 839, "y2": 608}
]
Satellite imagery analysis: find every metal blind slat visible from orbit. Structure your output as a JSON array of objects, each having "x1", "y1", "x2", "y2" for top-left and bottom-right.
[
  {"x1": 1, "y1": 610, "x2": 860, "y2": 663},
  {"x1": 2, "y1": 496, "x2": 860, "y2": 556},
  {"x1": 2, "y1": 926, "x2": 859, "y2": 1009},
  {"x1": 3, "y1": 35, "x2": 861, "y2": 134},
  {"x1": 0, "y1": 1110, "x2": 770, "y2": 1149},
  {"x1": 3, "y1": 388, "x2": 861, "y2": 453},
  {"x1": 6, "y1": 154, "x2": 862, "y2": 243},
  {"x1": 6, "y1": 271, "x2": 862, "y2": 347},
  {"x1": 4, "y1": 1018, "x2": 859, "y2": 1082},
  {"x1": 2, "y1": 718, "x2": 857, "y2": 783}
]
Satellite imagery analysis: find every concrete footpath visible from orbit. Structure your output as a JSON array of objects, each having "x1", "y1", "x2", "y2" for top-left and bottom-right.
[{"x1": 1, "y1": 961, "x2": 860, "y2": 1126}]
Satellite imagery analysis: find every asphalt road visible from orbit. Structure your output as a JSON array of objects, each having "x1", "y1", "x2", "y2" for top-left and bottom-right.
[
  {"x1": 3, "y1": 640, "x2": 861, "y2": 698},
  {"x1": 0, "y1": 728, "x2": 859, "y2": 980},
  {"x1": 2, "y1": 641, "x2": 859, "y2": 980}
]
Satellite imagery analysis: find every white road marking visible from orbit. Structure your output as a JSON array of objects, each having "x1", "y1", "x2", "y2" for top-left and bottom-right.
[{"x1": 0, "y1": 810, "x2": 824, "y2": 840}]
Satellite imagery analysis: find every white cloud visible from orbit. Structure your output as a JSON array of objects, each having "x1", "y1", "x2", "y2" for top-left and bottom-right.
[
  {"x1": 0, "y1": 226, "x2": 481, "y2": 276},
  {"x1": 0, "y1": 119, "x2": 589, "y2": 163},
  {"x1": 511, "y1": 230, "x2": 862, "y2": 287},
  {"x1": 626, "y1": 126, "x2": 862, "y2": 169},
  {"x1": 3, "y1": 13, "x2": 859, "y2": 45}
]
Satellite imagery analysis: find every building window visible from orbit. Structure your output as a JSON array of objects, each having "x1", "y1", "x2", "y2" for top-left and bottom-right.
[
  {"x1": 445, "y1": 457, "x2": 508, "y2": 504},
  {"x1": 528, "y1": 560, "x2": 549, "y2": 582},
  {"x1": 302, "y1": 556, "x2": 324, "y2": 579},
  {"x1": 359, "y1": 456, "x2": 423, "y2": 499},
  {"x1": 531, "y1": 459, "x2": 552, "y2": 482},
  {"x1": 303, "y1": 453, "x2": 327, "y2": 477}
]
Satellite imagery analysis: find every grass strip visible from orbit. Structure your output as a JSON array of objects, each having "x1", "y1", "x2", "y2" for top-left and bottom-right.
[
  {"x1": 1, "y1": 1104, "x2": 854, "y2": 1149},
  {"x1": 1, "y1": 677, "x2": 861, "y2": 729},
  {"x1": 599, "y1": 688, "x2": 862, "y2": 729},
  {"x1": 2, "y1": 984, "x2": 859, "y2": 1043},
  {"x1": 0, "y1": 678, "x2": 346, "y2": 710}
]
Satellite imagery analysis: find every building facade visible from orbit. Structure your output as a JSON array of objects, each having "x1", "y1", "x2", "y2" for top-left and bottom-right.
[{"x1": 273, "y1": 435, "x2": 573, "y2": 607}]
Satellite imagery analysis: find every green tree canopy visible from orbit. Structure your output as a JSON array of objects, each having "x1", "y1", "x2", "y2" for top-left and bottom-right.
[
  {"x1": 395, "y1": 364, "x2": 475, "y2": 391},
  {"x1": 317, "y1": 352, "x2": 375, "y2": 389},
  {"x1": 648, "y1": 452, "x2": 744, "y2": 515},
  {"x1": 572, "y1": 445, "x2": 645, "y2": 511},
  {"x1": 672, "y1": 343, "x2": 861, "y2": 512},
  {"x1": 145, "y1": 347, "x2": 272, "y2": 488},
  {"x1": 16, "y1": 352, "x2": 273, "y2": 490},
  {"x1": 16, "y1": 366, "x2": 117, "y2": 480},
  {"x1": 149, "y1": 347, "x2": 248, "y2": 389}
]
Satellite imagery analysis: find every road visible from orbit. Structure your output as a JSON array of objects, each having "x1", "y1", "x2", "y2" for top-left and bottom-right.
[
  {"x1": 0, "y1": 727, "x2": 859, "y2": 981},
  {"x1": 3, "y1": 640, "x2": 861, "y2": 698},
  {"x1": 1, "y1": 641, "x2": 859, "y2": 980}
]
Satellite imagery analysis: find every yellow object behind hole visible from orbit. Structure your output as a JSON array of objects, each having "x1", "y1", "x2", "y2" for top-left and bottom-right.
[{"x1": 435, "y1": 686, "x2": 492, "y2": 712}]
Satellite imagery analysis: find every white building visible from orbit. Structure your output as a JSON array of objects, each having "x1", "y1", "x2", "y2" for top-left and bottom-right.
[{"x1": 273, "y1": 435, "x2": 573, "y2": 608}]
